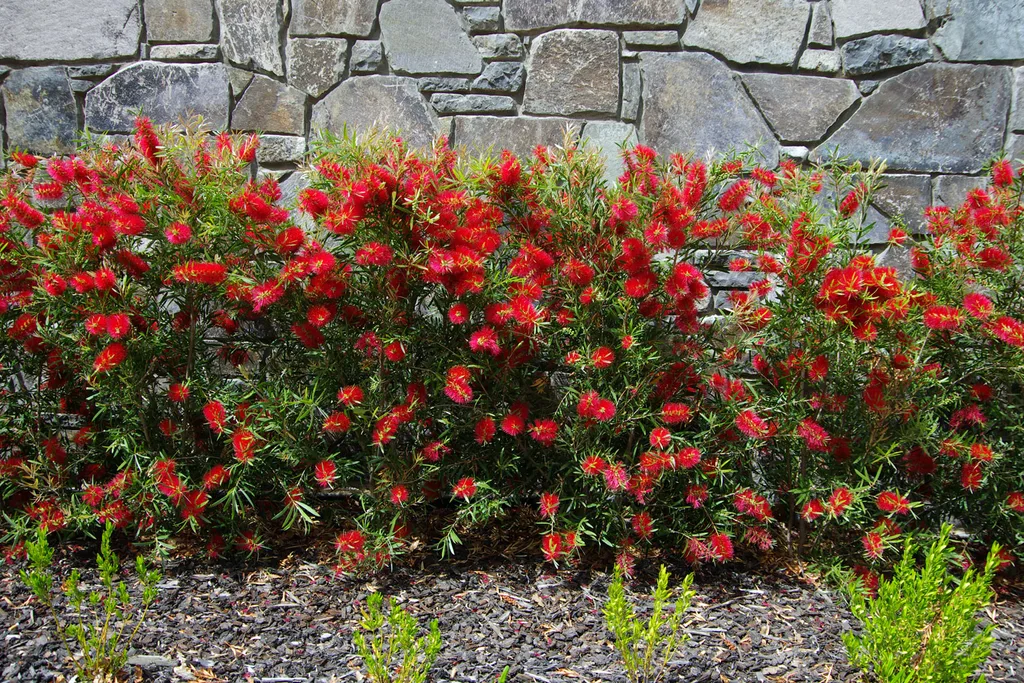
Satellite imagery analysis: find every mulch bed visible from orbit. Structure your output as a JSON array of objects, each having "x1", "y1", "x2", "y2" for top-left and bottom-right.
[{"x1": 2, "y1": 530, "x2": 1023, "y2": 683}]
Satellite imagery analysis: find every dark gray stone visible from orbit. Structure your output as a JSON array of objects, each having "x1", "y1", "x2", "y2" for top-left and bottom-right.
[
  {"x1": 582, "y1": 121, "x2": 638, "y2": 185},
  {"x1": 1007, "y1": 133, "x2": 1024, "y2": 161},
  {"x1": 820, "y1": 63, "x2": 1011, "y2": 173},
  {"x1": 431, "y1": 93, "x2": 516, "y2": 114},
  {"x1": 0, "y1": 0, "x2": 140, "y2": 61},
  {"x1": 928, "y1": 0, "x2": 1024, "y2": 62},
  {"x1": 256, "y1": 135, "x2": 307, "y2": 164},
  {"x1": 419, "y1": 77, "x2": 473, "y2": 93},
  {"x1": 454, "y1": 116, "x2": 582, "y2": 158},
  {"x1": 232, "y1": 75, "x2": 307, "y2": 135},
  {"x1": 933, "y1": 175, "x2": 986, "y2": 208},
  {"x1": 2, "y1": 67, "x2": 78, "y2": 155},
  {"x1": 841, "y1": 35, "x2": 935, "y2": 77},
  {"x1": 639, "y1": 52, "x2": 780, "y2": 163},
  {"x1": 287, "y1": 38, "x2": 348, "y2": 98},
  {"x1": 463, "y1": 6, "x2": 500, "y2": 33},
  {"x1": 291, "y1": 0, "x2": 378, "y2": 37},
  {"x1": 799, "y1": 49, "x2": 841, "y2": 74},
  {"x1": 831, "y1": 0, "x2": 926, "y2": 40},
  {"x1": 808, "y1": 2, "x2": 833, "y2": 48},
  {"x1": 67, "y1": 65, "x2": 118, "y2": 79},
  {"x1": 742, "y1": 74, "x2": 859, "y2": 143},
  {"x1": 1012, "y1": 68, "x2": 1024, "y2": 133},
  {"x1": 622, "y1": 31, "x2": 679, "y2": 48},
  {"x1": 227, "y1": 67, "x2": 253, "y2": 97},
  {"x1": 220, "y1": 0, "x2": 285, "y2": 76},
  {"x1": 70, "y1": 79, "x2": 95, "y2": 93},
  {"x1": 149, "y1": 44, "x2": 219, "y2": 61},
  {"x1": 351, "y1": 41, "x2": 384, "y2": 73},
  {"x1": 311, "y1": 76, "x2": 439, "y2": 149},
  {"x1": 682, "y1": 0, "x2": 809, "y2": 66},
  {"x1": 622, "y1": 62, "x2": 641, "y2": 121},
  {"x1": 144, "y1": 0, "x2": 214, "y2": 43},
  {"x1": 85, "y1": 62, "x2": 229, "y2": 133},
  {"x1": 504, "y1": 0, "x2": 684, "y2": 31},
  {"x1": 472, "y1": 34, "x2": 523, "y2": 60},
  {"x1": 524, "y1": 29, "x2": 619, "y2": 116},
  {"x1": 473, "y1": 63, "x2": 525, "y2": 93},
  {"x1": 857, "y1": 80, "x2": 882, "y2": 95},
  {"x1": 874, "y1": 174, "x2": 932, "y2": 233},
  {"x1": 380, "y1": 0, "x2": 483, "y2": 75}
]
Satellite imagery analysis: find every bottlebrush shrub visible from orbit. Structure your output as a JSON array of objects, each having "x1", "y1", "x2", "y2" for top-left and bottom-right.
[{"x1": 1, "y1": 120, "x2": 1023, "y2": 574}]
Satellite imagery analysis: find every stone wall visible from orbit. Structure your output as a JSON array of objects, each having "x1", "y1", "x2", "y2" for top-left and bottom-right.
[{"x1": 1, "y1": 0, "x2": 1023, "y2": 244}]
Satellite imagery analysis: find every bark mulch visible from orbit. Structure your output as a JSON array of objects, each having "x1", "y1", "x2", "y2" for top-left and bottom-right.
[{"x1": 2, "y1": 534, "x2": 1022, "y2": 683}]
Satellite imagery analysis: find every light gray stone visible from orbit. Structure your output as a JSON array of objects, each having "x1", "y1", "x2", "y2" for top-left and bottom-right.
[
  {"x1": 85, "y1": 61, "x2": 229, "y2": 133},
  {"x1": 144, "y1": 0, "x2": 214, "y2": 43},
  {"x1": 291, "y1": 0, "x2": 378, "y2": 37},
  {"x1": 622, "y1": 62, "x2": 641, "y2": 121},
  {"x1": 781, "y1": 145, "x2": 810, "y2": 161},
  {"x1": 311, "y1": 76, "x2": 440, "y2": 149},
  {"x1": 454, "y1": 116, "x2": 582, "y2": 158},
  {"x1": 799, "y1": 49, "x2": 841, "y2": 74},
  {"x1": 462, "y1": 6, "x2": 500, "y2": 33},
  {"x1": 808, "y1": 2, "x2": 833, "y2": 48},
  {"x1": 742, "y1": 74, "x2": 859, "y2": 143},
  {"x1": 232, "y1": 75, "x2": 307, "y2": 135},
  {"x1": 227, "y1": 67, "x2": 254, "y2": 97},
  {"x1": 380, "y1": 0, "x2": 483, "y2": 75},
  {"x1": 0, "y1": 0, "x2": 140, "y2": 61},
  {"x1": 1012, "y1": 68, "x2": 1024, "y2": 133},
  {"x1": 858, "y1": 80, "x2": 881, "y2": 95},
  {"x1": 431, "y1": 93, "x2": 516, "y2": 114},
  {"x1": 419, "y1": 77, "x2": 473, "y2": 93},
  {"x1": 876, "y1": 245, "x2": 914, "y2": 280},
  {"x1": 504, "y1": 0, "x2": 684, "y2": 31},
  {"x1": 622, "y1": 30, "x2": 679, "y2": 48},
  {"x1": 256, "y1": 135, "x2": 307, "y2": 164},
  {"x1": 524, "y1": 29, "x2": 619, "y2": 116},
  {"x1": 220, "y1": 0, "x2": 285, "y2": 76},
  {"x1": 582, "y1": 121, "x2": 638, "y2": 185},
  {"x1": 472, "y1": 34, "x2": 523, "y2": 60},
  {"x1": 841, "y1": 35, "x2": 935, "y2": 77},
  {"x1": 1007, "y1": 133, "x2": 1024, "y2": 161},
  {"x1": 706, "y1": 270, "x2": 763, "y2": 288},
  {"x1": 473, "y1": 63, "x2": 525, "y2": 93},
  {"x1": 70, "y1": 79, "x2": 96, "y2": 93},
  {"x1": 351, "y1": 41, "x2": 384, "y2": 73},
  {"x1": 933, "y1": 175, "x2": 986, "y2": 208},
  {"x1": 437, "y1": 116, "x2": 455, "y2": 140},
  {"x1": 149, "y1": 44, "x2": 219, "y2": 61},
  {"x1": 831, "y1": 0, "x2": 926, "y2": 40},
  {"x1": 928, "y1": 0, "x2": 1024, "y2": 62},
  {"x1": 874, "y1": 174, "x2": 932, "y2": 233},
  {"x1": 67, "y1": 65, "x2": 118, "y2": 79},
  {"x1": 682, "y1": 0, "x2": 809, "y2": 67},
  {"x1": 287, "y1": 38, "x2": 348, "y2": 98},
  {"x1": 2, "y1": 67, "x2": 78, "y2": 155},
  {"x1": 639, "y1": 52, "x2": 780, "y2": 164},
  {"x1": 820, "y1": 63, "x2": 1011, "y2": 174}
]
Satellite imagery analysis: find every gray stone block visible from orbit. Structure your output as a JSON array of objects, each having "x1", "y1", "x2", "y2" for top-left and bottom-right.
[
  {"x1": 874, "y1": 174, "x2": 932, "y2": 233},
  {"x1": 454, "y1": 116, "x2": 582, "y2": 158},
  {"x1": 0, "y1": 0, "x2": 141, "y2": 61},
  {"x1": 232, "y1": 75, "x2": 307, "y2": 136},
  {"x1": 808, "y1": 2, "x2": 833, "y2": 48},
  {"x1": 220, "y1": 0, "x2": 285, "y2": 76},
  {"x1": 504, "y1": 0, "x2": 684, "y2": 31},
  {"x1": 622, "y1": 62, "x2": 641, "y2": 122},
  {"x1": 1010, "y1": 68, "x2": 1024, "y2": 133},
  {"x1": 841, "y1": 35, "x2": 935, "y2": 77},
  {"x1": 472, "y1": 63, "x2": 525, "y2": 93},
  {"x1": 145, "y1": 0, "x2": 214, "y2": 43},
  {"x1": 463, "y1": 6, "x2": 501, "y2": 33},
  {"x1": 380, "y1": 0, "x2": 483, "y2": 75},
  {"x1": 430, "y1": 93, "x2": 516, "y2": 115},
  {"x1": 831, "y1": 0, "x2": 926, "y2": 40},
  {"x1": 419, "y1": 77, "x2": 473, "y2": 93},
  {"x1": 799, "y1": 49, "x2": 841, "y2": 74},
  {"x1": 933, "y1": 175, "x2": 986, "y2": 208},
  {"x1": 351, "y1": 41, "x2": 384, "y2": 74},
  {"x1": 149, "y1": 44, "x2": 219, "y2": 61},
  {"x1": 312, "y1": 76, "x2": 439, "y2": 150},
  {"x1": 682, "y1": 0, "x2": 809, "y2": 67},
  {"x1": 288, "y1": 38, "x2": 348, "y2": 98},
  {"x1": 2, "y1": 67, "x2": 78, "y2": 155},
  {"x1": 582, "y1": 121, "x2": 638, "y2": 185},
  {"x1": 291, "y1": 0, "x2": 377, "y2": 37},
  {"x1": 622, "y1": 30, "x2": 679, "y2": 48},
  {"x1": 471, "y1": 34, "x2": 523, "y2": 60},
  {"x1": 742, "y1": 74, "x2": 859, "y2": 143},
  {"x1": 256, "y1": 135, "x2": 308, "y2": 164},
  {"x1": 928, "y1": 0, "x2": 1024, "y2": 62},
  {"x1": 523, "y1": 29, "x2": 619, "y2": 116}
]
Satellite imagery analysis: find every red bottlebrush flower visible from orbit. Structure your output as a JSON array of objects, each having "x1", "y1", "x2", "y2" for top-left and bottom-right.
[
  {"x1": 105, "y1": 313, "x2": 131, "y2": 339},
  {"x1": 876, "y1": 491, "x2": 911, "y2": 515},
  {"x1": 12, "y1": 151, "x2": 39, "y2": 167},
  {"x1": 970, "y1": 443, "x2": 994, "y2": 462},
  {"x1": 42, "y1": 272, "x2": 67, "y2": 296},
  {"x1": 992, "y1": 159, "x2": 1014, "y2": 187},
  {"x1": 621, "y1": 335, "x2": 635, "y2": 350},
  {"x1": 539, "y1": 492, "x2": 560, "y2": 518},
  {"x1": 383, "y1": 340, "x2": 406, "y2": 362},
  {"x1": 887, "y1": 227, "x2": 909, "y2": 245},
  {"x1": 796, "y1": 417, "x2": 830, "y2": 452},
  {"x1": 469, "y1": 326, "x2": 501, "y2": 355},
  {"x1": 590, "y1": 398, "x2": 616, "y2": 422},
  {"x1": 591, "y1": 346, "x2": 614, "y2": 370},
  {"x1": 421, "y1": 441, "x2": 450, "y2": 463},
  {"x1": 203, "y1": 401, "x2": 226, "y2": 434},
  {"x1": 203, "y1": 465, "x2": 230, "y2": 491},
  {"x1": 388, "y1": 484, "x2": 409, "y2": 506},
  {"x1": 452, "y1": 477, "x2": 477, "y2": 500},
  {"x1": 541, "y1": 533, "x2": 563, "y2": 561},
  {"x1": 735, "y1": 409, "x2": 774, "y2": 439},
  {"x1": 661, "y1": 402, "x2": 692, "y2": 425},
  {"x1": 580, "y1": 455, "x2": 607, "y2": 476},
  {"x1": 85, "y1": 313, "x2": 107, "y2": 336},
  {"x1": 603, "y1": 462, "x2": 628, "y2": 491},
  {"x1": 528, "y1": 419, "x2": 558, "y2": 446},
  {"x1": 313, "y1": 460, "x2": 337, "y2": 488},
  {"x1": 298, "y1": 188, "x2": 330, "y2": 216},
  {"x1": 960, "y1": 293, "x2": 992, "y2": 320},
  {"x1": 94, "y1": 268, "x2": 117, "y2": 292},
  {"x1": 649, "y1": 427, "x2": 672, "y2": 450},
  {"x1": 292, "y1": 322, "x2": 325, "y2": 348},
  {"x1": 323, "y1": 411, "x2": 351, "y2": 434},
  {"x1": 686, "y1": 485, "x2": 708, "y2": 508},
  {"x1": 751, "y1": 166, "x2": 777, "y2": 188},
  {"x1": 862, "y1": 532, "x2": 884, "y2": 559},
  {"x1": 355, "y1": 242, "x2": 393, "y2": 266},
  {"x1": 448, "y1": 303, "x2": 470, "y2": 324},
  {"x1": 250, "y1": 279, "x2": 284, "y2": 314},
  {"x1": 93, "y1": 342, "x2": 126, "y2": 373},
  {"x1": 501, "y1": 412, "x2": 526, "y2": 436},
  {"x1": 444, "y1": 366, "x2": 474, "y2": 404},
  {"x1": 275, "y1": 226, "x2": 305, "y2": 254},
  {"x1": 475, "y1": 417, "x2": 496, "y2": 444},
  {"x1": 307, "y1": 304, "x2": 334, "y2": 328},
  {"x1": 808, "y1": 355, "x2": 829, "y2": 382},
  {"x1": 631, "y1": 512, "x2": 653, "y2": 539},
  {"x1": 986, "y1": 315, "x2": 1024, "y2": 347},
  {"x1": 827, "y1": 487, "x2": 853, "y2": 516},
  {"x1": 839, "y1": 183, "x2": 867, "y2": 217},
  {"x1": 923, "y1": 305, "x2": 964, "y2": 331},
  {"x1": 562, "y1": 258, "x2": 595, "y2": 286},
  {"x1": 164, "y1": 221, "x2": 192, "y2": 245},
  {"x1": 173, "y1": 261, "x2": 227, "y2": 286},
  {"x1": 498, "y1": 151, "x2": 522, "y2": 186},
  {"x1": 801, "y1": 499, "x2": 825, "y2": 523},
  {"x1": 610, "y1": 197, "x2": 638, "y2": 226},
  {"x1": 1006, "y1": 492, "x2": 1024, "y2": 513},
  {"x1": 337, "y1": 385, "x2": 364, "y2": 406},
  {"x1": 709, "y1": 533, "x2": 734, "y2": 562},
  {"x1": 335, "y1": 529, "x2": 365, "y2": 554},
  {"x1": 673, "y1": 447, "x2": 701, "y2": 469},
  {"x1": 232, "y1": 429, "x2": 256, "y2": 463},
  {"x1": 718, "y1": 179, "x2": 751, "y2": 212},
  {"x1": 168, "y1": 383, "x2": 190, "y2": 402}
]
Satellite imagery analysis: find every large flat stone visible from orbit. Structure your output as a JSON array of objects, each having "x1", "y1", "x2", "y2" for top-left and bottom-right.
[
  {"x1": 2, "y1": 67, "x2": 78, "y2": 155},
  {"x1": 311, "y1": 76, "x2": 439, "y2": 149},
  {"x1": 682, "y1": 0, "x2": 809, "y2": 67},
  {"x1": 454, "y1": 116, "x2": 582, "y2": 159},
  {"x1": 831, "y1": 0, "x2": 927, "y2": 40},
  {"x1": 841, "y1": 35, "x2": 935, "y2": 77},
  {"x1": 928, "y1": 0, "x2": 1024, "y2": 62},
  {"x1": 874, "y1": 174, "x2": 932, "y2": 233},
  {"x1": 256, "y1": 135, "x2": 307, "y2": 164},
  {"x1": 287, "y1": 38, "x2": 348, "y2": 98},
  {"x1": 933, "y1": 175, "x2": 986, "y2": 208},
  {"x1": 85, "y1": 62, "x2": 229, "y2": 133},
  {"x1": 1012, "y1": 68, "x2": 1024, "y2": 133},
  {"x1": 472, "y1": 34, "x2": 523, "y2": 60},
  {"x1": 380, "y1": 0, "x2": 483, "y2": 75},
  {"x1": 232, "y1": 75, "x2": 307, "y2": 136},
  {"x1": 0, "y1": 0, "x2": 140, "y2": 61},
  {"x1": 799, "y1": 49, "x2": 841, "y2": 74},
  {"x1": 430, "y1": 94, "x2": 516, "y2": 115},
  {"x1": 351, "y1": 41, "x2": 384, "y2": 73},
  {"x1": 523, "y1": 30, "x2": 619, "y2": 116},
  {"x1": 808, "y1": 2, "x2": 833, "y2": 48},
  {"x1": 818, "y1": 63, "x2": 1011, "y2": 173},
  {"x1": 742, "y1": 74, "x2": 859, "y2": 143},
  {"x1": 144, "y1": 0, "x2": 214, "y2": 43},
  {"x1": 504, "y1": 0, "x2": 685, "y2": 31},
  {"x1": 473, "y1": 63, "x2": 525, "y2": 93},
  {"x1": 582, "y1": 121, "x2": 638, "y2": 186},
  {"x1": 291, "y1": 0, "x2": 378, "y2": 37},
  {"x1": 640, "y1": 52, "x2": 780, "y2": 163},
  {"x1": 220, "y1": 0, "x2": 285, "y2": 76}
]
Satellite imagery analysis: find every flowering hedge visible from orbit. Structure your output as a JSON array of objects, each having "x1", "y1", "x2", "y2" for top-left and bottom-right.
[{"x1": 1, "y1": 121, "x2": 1022, "y2": 578}]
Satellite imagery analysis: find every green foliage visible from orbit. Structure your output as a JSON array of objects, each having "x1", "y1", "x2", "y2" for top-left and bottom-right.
[
  {"x1": 353, "y1": 592, "x2": 443, "y2": 683},
  {"x1": 19, "y1": 522, "x2": 161, "y2": 682},
  {"x1": 603, "y1": 564, "x2": 695, "y2": 683},
  {"x1": 843, "y1": 525, "x2": 999, "y2": 683}
]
